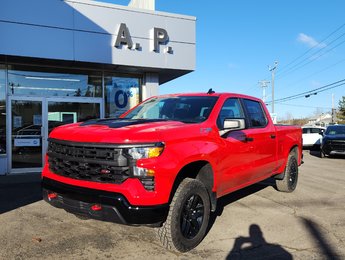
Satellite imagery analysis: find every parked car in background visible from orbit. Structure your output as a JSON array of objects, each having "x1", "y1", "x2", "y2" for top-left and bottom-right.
[
  {"x1": 302, "y1": 126, "x2": 325, "y2": 149},
  {"x1": 320, "y1": 125, "x2": 345, "y2": 157}
]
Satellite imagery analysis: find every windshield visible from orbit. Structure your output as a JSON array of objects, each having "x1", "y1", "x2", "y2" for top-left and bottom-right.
[
  {"x1": 325, "y1": 125, "x2": 345, "y2": 135},
  {"x1": 123, "y1": 96, "x2": 218, "y2": 123}
]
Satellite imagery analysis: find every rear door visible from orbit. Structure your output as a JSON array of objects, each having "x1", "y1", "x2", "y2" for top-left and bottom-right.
[{"x1": 240, "y1": 99, "x2": 277, "y2": 181}]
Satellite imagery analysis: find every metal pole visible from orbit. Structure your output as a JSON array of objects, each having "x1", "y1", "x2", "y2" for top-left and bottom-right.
[
  {"x1": 258, "y1": 80, "x2": 270, "y2": 102},
  {"x1": 332, "y1": 93, "x2": 335, "y2": 124},
  {"x1": 268, "y1": 61, "x2": 278, "y2": 113}
]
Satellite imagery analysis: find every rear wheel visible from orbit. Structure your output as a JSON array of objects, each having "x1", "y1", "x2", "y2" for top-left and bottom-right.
[
  {"x1": 156, "y1": 178, "x2": 210, "y2": 252},
  {"x1": 276, "y1": 152, "x2": 298, "y2": 192}
]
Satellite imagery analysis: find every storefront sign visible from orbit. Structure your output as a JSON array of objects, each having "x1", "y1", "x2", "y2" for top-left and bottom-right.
[
  {"x1": 114, "y1": 23, "x2": 173, "y2": 53},
  {"x1": 14, "y1": 138, "x2": 40, "y2": 147},
  {"x1": 107, "y1": 77, "x2": 139, "y2": 118}
]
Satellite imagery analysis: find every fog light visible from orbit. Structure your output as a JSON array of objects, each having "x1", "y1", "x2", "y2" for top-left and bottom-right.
[
  {"x1": 91, "y1": 204, "x2": 102, "y2": 211},
  {"x1": 47, "y1": 192, "x2": 57, "y2": 200},
  {"x1": 133, "y1": 166, "x2": 155, "y2": 177}
]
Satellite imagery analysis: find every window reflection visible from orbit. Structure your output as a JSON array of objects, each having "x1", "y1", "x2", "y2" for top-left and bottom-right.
[
  {"x1": 48, "y1": 102, "x2": 100, "y2": 134},
  {"x1": 0, "y1": 66, "x2": 6, "y2": 154},
  {"x1": 8, "y1": 69, "x2": 102, "y2": 97},
  {"x1": 105, "y1": 76, "x2": 140, "y2": 118}
]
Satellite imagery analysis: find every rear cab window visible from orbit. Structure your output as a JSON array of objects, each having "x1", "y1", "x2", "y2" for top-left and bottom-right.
[{"x1": 242, "y1": 99, "x2": 268, "y2": 128}]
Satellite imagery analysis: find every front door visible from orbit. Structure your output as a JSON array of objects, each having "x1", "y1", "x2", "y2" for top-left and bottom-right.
[{"x1": 10, "y1": 97, "x2": 44, "y2": 172}]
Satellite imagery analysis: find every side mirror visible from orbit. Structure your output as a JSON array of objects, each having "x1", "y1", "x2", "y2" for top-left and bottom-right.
[{"x1": 219, "y1": 119, "x2": 246, "y2": 136}]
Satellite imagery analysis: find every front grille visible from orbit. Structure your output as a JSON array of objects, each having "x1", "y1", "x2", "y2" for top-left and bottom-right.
[
  {"x1": 325, "y1": 140, "x2": 345, "y2": 151},
  {"x1": 48, "y1": 139, "x2": 130, "y2": 184},
  {"x1": 330, "y1": 140, "x2": 345, "y2": 151}
]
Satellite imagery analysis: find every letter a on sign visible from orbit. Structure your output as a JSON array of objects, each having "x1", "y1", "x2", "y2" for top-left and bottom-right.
[{"x1": 115, "y1": 23, "x2": 133, "y2": 49}]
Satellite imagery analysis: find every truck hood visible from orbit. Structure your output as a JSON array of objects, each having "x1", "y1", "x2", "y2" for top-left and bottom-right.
[
  {"x1": 49, "y1": 119, "x2": 204, "y2": 144},
  {"x1": 323, "y1": 134, "x2": 345, "y2": 141}
]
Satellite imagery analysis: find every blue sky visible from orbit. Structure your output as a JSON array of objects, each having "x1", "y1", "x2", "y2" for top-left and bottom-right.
[{"x1": 99, "y1": 0, "x2": 345, "y2": 120}]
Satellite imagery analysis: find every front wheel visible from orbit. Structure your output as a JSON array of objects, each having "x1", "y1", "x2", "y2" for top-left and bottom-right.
[
  {"x1": 276, "y1": 152, "x2": 299, "y2": 192},
  {"x1": 319, "y1": 150, "x2": 325, "y2": 158},
  {"x1": 156, "y1": 178, "x2": 210, "y2": 252}
]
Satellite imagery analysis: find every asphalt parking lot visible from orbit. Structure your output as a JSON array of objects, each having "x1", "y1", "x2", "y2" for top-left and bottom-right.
[{"x1": 0, "y1": 152, "x2": 344, "y2": 260}]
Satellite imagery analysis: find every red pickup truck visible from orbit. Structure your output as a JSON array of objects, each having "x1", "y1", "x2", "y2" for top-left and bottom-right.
[{"x1": 42, "y1": 92, "x2": 302, "y2": 252}]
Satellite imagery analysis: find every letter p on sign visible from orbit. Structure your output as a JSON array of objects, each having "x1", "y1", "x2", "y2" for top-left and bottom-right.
[{"x1": 151, "y1": 27, "x2": 169, "y2": 52}]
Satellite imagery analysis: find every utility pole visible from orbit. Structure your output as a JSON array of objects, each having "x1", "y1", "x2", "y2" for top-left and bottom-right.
[
  {"x1": 258, "y1": 80, "x2": 270, "y2": 102},
  {"x1": 332, "y1": 93, "x2": 336, "y2": 124},
  {"x1": 268, "y1": 61, "x2": 278, "y2": 113}
]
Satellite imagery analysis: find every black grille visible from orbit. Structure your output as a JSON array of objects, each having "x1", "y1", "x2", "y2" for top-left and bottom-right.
[
  {"x1": 325, "y1": 140, "x2": 345, "y2": 150},
  {"x1": 329, "y1": 140, "x2": 345, "y2": 151},
  {"x1": 48, "y1": 139, "x2": 130, "y2": 184}
]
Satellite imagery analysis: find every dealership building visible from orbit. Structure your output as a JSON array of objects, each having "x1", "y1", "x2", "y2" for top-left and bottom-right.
[{"x1": 0, "y1": 0, "x2": 195, "y2": 174}]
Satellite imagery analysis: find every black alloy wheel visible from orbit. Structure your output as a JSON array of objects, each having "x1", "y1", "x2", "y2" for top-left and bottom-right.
[
  {"x1": 288, "y1": 156, "x2": 298, "y2": 190},
  {"x1": 180, "y1": 194, "x2": 205, "y2": 239},
  {"x1": 276, "y1": 152, "x2": 299, "y2": 192}
]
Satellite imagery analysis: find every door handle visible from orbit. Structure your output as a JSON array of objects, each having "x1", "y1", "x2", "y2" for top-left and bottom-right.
[
  {"x1": 270, "y1": 134, "x2": 276, "y2": 139},
  {"x1": 245, "y1": 137, "x2": 254, "y2": 142}
]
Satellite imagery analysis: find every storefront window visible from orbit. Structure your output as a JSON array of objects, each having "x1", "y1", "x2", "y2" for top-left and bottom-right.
[
  {"x1": 8, "y1": 67, "x2": 102, "y2": 98},
  {"x1": 48, "y1": 102, "x2": 100, "y2": 133},
  {"x1": 105, "y1": 76, "x2": 141, "y2": 118},
  {"x1": 0, "y1": 65, "x2": 6, "y2": 154}
]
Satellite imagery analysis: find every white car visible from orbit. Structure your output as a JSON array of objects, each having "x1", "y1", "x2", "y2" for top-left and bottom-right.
[{"x1": 302, "y1": 126, "x2": 325, "y2": 148}]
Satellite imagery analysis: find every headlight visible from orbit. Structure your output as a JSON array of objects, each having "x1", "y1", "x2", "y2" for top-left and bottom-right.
[{"x1": 127, "y1": 143, "x2": 164, "y2": 160}]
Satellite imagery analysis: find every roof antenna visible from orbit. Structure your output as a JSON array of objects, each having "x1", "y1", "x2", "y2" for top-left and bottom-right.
[{"x1": 207, "y1": 88, "x2": 215, "y2": 94}]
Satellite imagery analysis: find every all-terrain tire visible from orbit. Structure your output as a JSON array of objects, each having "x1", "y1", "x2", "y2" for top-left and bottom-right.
[
  {"x1": 276, "y1": 152, "x2": 298, "y2": 192},
  {"x1": 156, "y1": 178, "x2": 210, "y2": 252}
]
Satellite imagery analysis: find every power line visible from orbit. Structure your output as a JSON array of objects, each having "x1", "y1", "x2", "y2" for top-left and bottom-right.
[
  {"x1": 276, "y1": 102, "x2": 332, "y2": 110},
  {"x1": 283, "y1": 58, "x2": 345, "y2": 88},
  {"x1": 274, "y1": 82, "x2": 345, "y2": 104},
  {"x1": 277, "y1": 35, "x2": 345, "y2": 80},
  {"x1": 266, "y1": 79, "x2": 345, "y2": 104},
  {"x1": 276, "y1": 22, "x2": 345, "y2": 77}
]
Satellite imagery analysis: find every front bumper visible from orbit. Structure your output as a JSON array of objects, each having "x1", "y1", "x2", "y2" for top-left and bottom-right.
[
  {"x1": 322, "y1": 141, "x2": 345, "y2": 155},
  {"x1": 42, "y1": 177, "x2": 169, "y2": 226}
]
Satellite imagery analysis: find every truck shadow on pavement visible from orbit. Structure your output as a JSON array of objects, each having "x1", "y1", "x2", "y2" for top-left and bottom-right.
[
  {"x1": 0, "y1": 174, "x2": 42, "y2": 214},
  {"x1": 210, "y1": 179, "x2": 274, "y2": 220}
]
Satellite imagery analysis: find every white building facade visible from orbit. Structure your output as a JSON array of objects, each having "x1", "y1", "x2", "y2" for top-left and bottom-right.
[{"x1": 0, "y1": 0, "x2": 196, "y2": 174}]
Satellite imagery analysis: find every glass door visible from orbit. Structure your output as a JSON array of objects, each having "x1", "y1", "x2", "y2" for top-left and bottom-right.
[
  {"x1": 10, "y1": 97, "x2": 44, "y2": 172},
  {"x1": 9, "y1": 97, "x2": 102, "y2": 173}
]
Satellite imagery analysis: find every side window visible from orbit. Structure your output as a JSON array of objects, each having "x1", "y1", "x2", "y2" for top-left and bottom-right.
[
  {"x1": 242, "y1": 99, "x2": 268, "y2": 128},
  {"x1": 302, "y1": 128, "x2": 309, "y2": 134},
  {"x1": 217, "y1": 98, "x2": 244, "y2": 129},
  {"x1": 310, "y1": 128, "x2": 321, "y2": 134}
]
